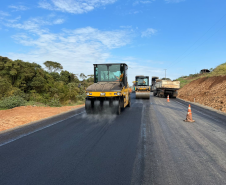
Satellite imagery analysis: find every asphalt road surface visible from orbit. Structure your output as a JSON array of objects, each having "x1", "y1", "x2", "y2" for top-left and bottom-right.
[{"x1": 1, "y1": 93, "x2": 226, "y2": 185}]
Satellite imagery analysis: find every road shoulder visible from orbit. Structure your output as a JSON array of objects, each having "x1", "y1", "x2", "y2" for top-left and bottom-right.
[{"x1": 0, "y1": 105, "x2": 85, "y2": 146}]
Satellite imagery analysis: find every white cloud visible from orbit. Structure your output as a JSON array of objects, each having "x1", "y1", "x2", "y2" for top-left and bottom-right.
[
  {"x1": 0, "y1": 11, "x2": 10, "y2": 17},
  {"x1": 53, "y1": 18, "x2": 65, "y2": 24},
  {"x1": 9, "y1": 5, "x2": 29, "y2": 11},
  {"x1": 38, "y1": 0, "x2": 117, "y2": 14},
  {"x1": 2, "y1": 15, "x2": 168, "y2": 83},
  {"x1": 120, "y1": 25, "x2": 132, "y2": 29},
  {"x1": 5, "y1": 16, "x2": 65, "y2": 34},
  {"x1": 141, "y1": 28, "x2": 157, "y2": 37},
  {"x1": 4, "y1": 16, "x2": 131, "y2": 77},
  {"x1": 133, "y1": 0, "x2": 155, "y2": 6},
  {"x1": 165, "y1": 0, "x2": 185, "y2": 3}
]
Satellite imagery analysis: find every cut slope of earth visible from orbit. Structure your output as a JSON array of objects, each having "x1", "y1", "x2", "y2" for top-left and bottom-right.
[
  {"x1": 178, "y1": 75, "x2": 226, "y2": 113},
  {"x1": 0, "y1": 105, "x2": 84, "y2": 132}
]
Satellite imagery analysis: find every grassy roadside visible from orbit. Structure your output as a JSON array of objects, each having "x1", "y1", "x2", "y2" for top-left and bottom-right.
[
  {"x1": 0, "y1": 100, "x2": 85, "y2": 111},
  {"x1": 0, "y1": 108, "x2": 8, "y2": 110},
  {"x1": 176, "y1": 62, "x2": 226, "y2": 88}
]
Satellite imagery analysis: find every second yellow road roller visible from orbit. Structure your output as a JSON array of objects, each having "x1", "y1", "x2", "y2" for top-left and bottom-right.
[
  {"x1": 85, "y1": 63, "x2": 130, "y2": 115},
  {"x1": 135, "y1": 75, "x2": 150, "y2": 99}
]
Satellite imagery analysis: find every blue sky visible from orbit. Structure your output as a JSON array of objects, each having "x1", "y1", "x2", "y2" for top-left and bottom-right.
[{"x1": 0, "y1": 0, "x2": 226, "y2": 84}]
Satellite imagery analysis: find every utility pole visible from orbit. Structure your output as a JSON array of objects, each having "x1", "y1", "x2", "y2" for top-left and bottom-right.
[{"x1": 164, "y1": 69, "x2": 167, "y2": 79}]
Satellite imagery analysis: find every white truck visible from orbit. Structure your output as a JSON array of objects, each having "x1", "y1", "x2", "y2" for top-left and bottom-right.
[{"x1": 153, "y1": 79, "x2": 180, "y2": 98}]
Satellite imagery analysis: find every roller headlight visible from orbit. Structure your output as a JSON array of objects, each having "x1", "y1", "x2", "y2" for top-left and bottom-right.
[
  {"x1": 86, "y1": 92, "x2": 89, "y2": 96},
  {"x1": 117, "y1": 92, "x2": 121, "y2": 96},
  {"x1": 100, "y1": 93, "x2": 106, "y2": 96}
]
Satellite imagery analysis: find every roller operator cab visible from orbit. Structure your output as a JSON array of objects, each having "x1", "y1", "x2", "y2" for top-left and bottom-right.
[
  {"x1": 135, "y1": 75, "x2": 151, "y2": 99},
  {"x1": 85, "y1": 63, "x2": 130, "y2": 115}
]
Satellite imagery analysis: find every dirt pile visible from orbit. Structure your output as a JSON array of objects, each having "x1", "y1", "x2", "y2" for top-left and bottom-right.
[
  {"x1": 0, "y1": 105, "x2": 84, "y2": 132},
  {"x1": 178, "y1": 76, "x2": 226, "y2": 113}
]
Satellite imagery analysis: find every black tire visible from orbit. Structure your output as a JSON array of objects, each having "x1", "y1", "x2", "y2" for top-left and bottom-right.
[
  {"x1": 103, "y1": 100, "x2": 110, "y2": 114},
  {"x1": 117, "y1": 102, "x2": 121, "y2": 115},
  {"x1": 127, "y1": 96, "x2": 131, "y2": 107},
  {"x1": 94, "y1": 100, "x2": 101, "y2": 114},
  {"x1": 112, "y1": 100, "x2": 121, "y2": 115},
  {"x1": 85, "y1": 99, "x2": 92, "y2": 114}
]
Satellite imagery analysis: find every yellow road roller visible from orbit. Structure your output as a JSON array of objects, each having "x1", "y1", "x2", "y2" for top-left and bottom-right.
[
  {"x1": 135, "y1": 75, "x2": 150, "y2": 99},
  {"x1": 85, "y1": 63, "x2": 131, "y2": 114}
]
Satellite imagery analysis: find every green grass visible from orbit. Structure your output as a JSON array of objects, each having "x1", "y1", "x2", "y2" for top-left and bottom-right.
[
  {"x1": 0, "y1": 107, "x2": 8, "y2": 110},
  {"x1": 210, "y1": 62, "x2": 226, "y2": 76},
  {"x1": 176, "y1": 76, "x2": 202, "y2": 88},
  {"x1": 0, "y1": 100, "x2": 85, "y2": 110},
  {"x1": 25, "y1": 101, "x2": 48, "y2": 107}
]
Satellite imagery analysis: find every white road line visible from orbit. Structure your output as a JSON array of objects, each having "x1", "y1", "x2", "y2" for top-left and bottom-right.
[
  {"x1": 175, "y1": 101, "x2": 222, "y2": 123},
  {"x1": 0, "y1": 111, "x2": 85, "y2": 147}
]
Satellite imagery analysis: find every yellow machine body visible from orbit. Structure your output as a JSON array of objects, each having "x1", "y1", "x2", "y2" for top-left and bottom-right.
[
  {"x1": 85, "y1": 63, "x2": 130, "y2": 114},
  {"x1": 86, "y1": 86, "x2": 130, "y2": 108},
  {"x1": 135, "y1": 76, "x2": 151, "y2": 99}
]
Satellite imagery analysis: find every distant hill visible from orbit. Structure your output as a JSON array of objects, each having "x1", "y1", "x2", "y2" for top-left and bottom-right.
[{"x1": 176, "y1": 62, "x2": 226, "y2": 88}]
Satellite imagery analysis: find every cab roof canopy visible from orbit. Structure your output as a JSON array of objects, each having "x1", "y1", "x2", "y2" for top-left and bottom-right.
[
  {"x1": 93, "y1": 63, "x2": 127, "y2": 66},
  {"x1": 136, "y1": 75, "x2": 149, "y2": 78}
]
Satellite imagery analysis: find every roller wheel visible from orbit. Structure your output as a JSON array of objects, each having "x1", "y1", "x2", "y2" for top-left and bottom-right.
[
  {"x1": 113, "y1": 100, "x2": 121, "y2": 115},
  {"x1": 117, "y1": 102, "x2": 121, "y2": 115},
  {"x1": 127, "y1": 97, "x2": 131, "y2": 107},
  {"x1": 94, "y1": 100, "x2": 101, "y2": 114},
  {"x1": 85, "y1": 99, "x2": 92, "y2": 114},
  {"x1": 103, "y1": 100, "x2": 110, "y2": 114}
]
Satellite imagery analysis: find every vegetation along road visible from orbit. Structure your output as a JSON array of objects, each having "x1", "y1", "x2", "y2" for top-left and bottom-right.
[{"x1": 1, "y1": 93, "x2": 226, "y2": 185}]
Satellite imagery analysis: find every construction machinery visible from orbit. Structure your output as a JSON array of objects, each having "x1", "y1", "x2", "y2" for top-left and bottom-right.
[
  {"x1": 151, "y1": 76, "x2": 159, "y2": 92},
  {"x1": 85, "y1": 63, "x2": 130, "y2": 115},
  {"x1": 153, "y1": 79, "x2": 180, "y2": 98},
  {"x1": 135, "y1": 75, "x2": 150, "y2": 99}
]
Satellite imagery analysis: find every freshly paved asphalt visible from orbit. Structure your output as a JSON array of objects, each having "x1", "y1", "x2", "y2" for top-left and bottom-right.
[{"x1": 1, "y1": 93, "x2": 226, "y2": 185}]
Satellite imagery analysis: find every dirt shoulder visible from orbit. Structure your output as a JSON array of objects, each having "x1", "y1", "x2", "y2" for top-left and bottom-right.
[
  {"x1": 0, "y1": 105, "x2": 84, "y2": 132},
  {"x1": 178, "y1": 75, "x2": 226, "y2": 113}
]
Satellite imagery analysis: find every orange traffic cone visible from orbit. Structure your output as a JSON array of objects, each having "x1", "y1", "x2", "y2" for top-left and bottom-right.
[
  {"x1": 184, "y1": 104, "x2": 195, "y2": 122},
  {"x1": 167, "y1": 95, "x2": 170, "y2": 102}
]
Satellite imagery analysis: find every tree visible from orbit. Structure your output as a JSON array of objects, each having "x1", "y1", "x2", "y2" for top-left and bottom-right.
[
  {"x1": 87, "y1": 74, "x2": 94, "y2": 83},
  {"x1": 44, "y1": 61, "x2": 63, "y2": 73},
  {"x1": 50, "y1": 72, "x2": 61, "y2": 81},
  {"x1": 60, "y1": 70, "x2": 71, "y2": 84},
  {"x1": 0, "y1": 77, "x2": 12, "y2": 98},
  {"x1": 80, "y1": 73, "x2": 87, "y2": 80},
  {"x1": 30, "y1": 75, "x2": 46, "y2": 92}
]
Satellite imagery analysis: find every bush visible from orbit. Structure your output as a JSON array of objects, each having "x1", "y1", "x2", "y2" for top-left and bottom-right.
[
  {"x1": 48, "y1": 97, "x2": 62, "y2": 107},
  {"x1": 76, "y1": 93, "x2": 86, "y2": 101},
  {"x1": 0, "y1": 96, "x2": 26, "y2": 109},
  {"x1": 212, "y1": 62, "x2": 226, "y2": 75}
]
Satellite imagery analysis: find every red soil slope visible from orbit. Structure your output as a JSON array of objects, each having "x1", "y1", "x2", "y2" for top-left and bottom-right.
[{"x1": 178, "y1": 76, "x2": 226, "y2": 113}]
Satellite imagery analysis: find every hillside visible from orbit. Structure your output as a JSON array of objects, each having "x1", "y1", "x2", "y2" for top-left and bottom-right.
[
  {"x1": 177, "y1": 62, "x2": 226, "y2": 88},
  {"x1": 0, "y1": 56, "x2": 94, "y2": 109},
  {"x1": 178, "y1": 62, "x2": 226, "y2": 113}
]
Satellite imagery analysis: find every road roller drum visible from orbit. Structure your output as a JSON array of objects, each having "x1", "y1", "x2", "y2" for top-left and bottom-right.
[{"x1": 135, "y1": 91, "x2": 150, "y2": 99}]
